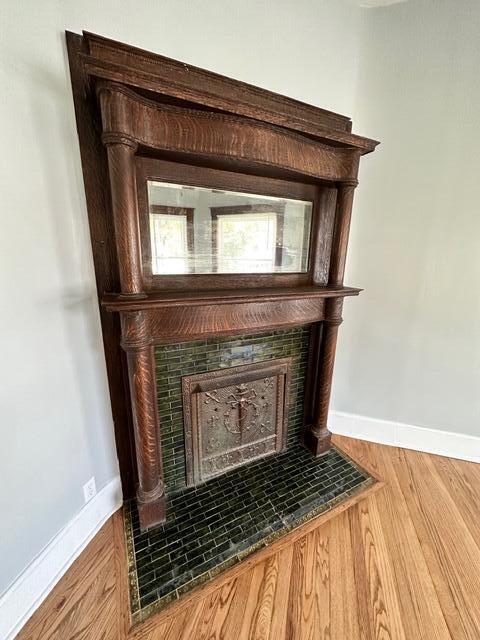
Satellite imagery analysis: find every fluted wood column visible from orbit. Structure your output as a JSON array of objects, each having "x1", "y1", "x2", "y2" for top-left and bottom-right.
[{"x1": 304, "y1": 180, "x2": 357, "y2": 456}]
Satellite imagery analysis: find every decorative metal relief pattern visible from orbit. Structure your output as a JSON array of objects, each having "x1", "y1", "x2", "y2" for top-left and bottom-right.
[{"x1": 182, "y1": 358, "x2": 292, "y2": 485}]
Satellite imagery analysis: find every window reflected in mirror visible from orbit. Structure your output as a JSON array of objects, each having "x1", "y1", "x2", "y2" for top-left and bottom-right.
[{"x1": 147, "y1": 181, "x2": 313, "y2": 275}]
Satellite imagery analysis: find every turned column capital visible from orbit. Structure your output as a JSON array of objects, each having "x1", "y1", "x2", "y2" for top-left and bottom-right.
[
  {"x1": 97, "y1": 81, "x2": 138, "y2": 148},
  {"x1": 101, "y1": 132, "x2": 138, "y2": 150},
  {"x1": 324, "y1": 297, "x2": 344, "y2": 326},
  {"x1": 120, "y1": 311, "x2": 151, "y2": 351},
  {"x1": 337, "y1": 178, "x2": 358, "y2": 189}
]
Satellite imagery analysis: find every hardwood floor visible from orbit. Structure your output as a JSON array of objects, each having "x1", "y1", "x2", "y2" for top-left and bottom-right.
[{"x1": 16, "y1": 436, "x2": 480, "y2": 639}]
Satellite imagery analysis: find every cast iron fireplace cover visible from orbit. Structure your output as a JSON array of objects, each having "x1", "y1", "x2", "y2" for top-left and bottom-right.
[{"x1": 182, "y1": 358, "x2": 292, "y2": 485}]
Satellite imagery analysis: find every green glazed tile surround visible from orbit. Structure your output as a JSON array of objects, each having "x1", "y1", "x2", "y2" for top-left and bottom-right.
[{"x1": 155, "y1": 327, "x2": 310, "y2": 491}]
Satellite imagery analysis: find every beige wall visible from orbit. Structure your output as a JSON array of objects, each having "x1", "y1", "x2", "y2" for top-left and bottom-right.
[{"x1": 332, "y1": 0, "x2": 480, "y2": 437}]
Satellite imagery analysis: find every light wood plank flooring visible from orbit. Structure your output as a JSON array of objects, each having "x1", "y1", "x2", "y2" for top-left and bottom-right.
[{"x1": 16, "y1": 436, "x2": 480, "y2": 639}]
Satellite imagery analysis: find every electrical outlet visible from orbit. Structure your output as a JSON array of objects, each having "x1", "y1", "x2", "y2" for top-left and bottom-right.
[{"x1": 83, "y1": 477, "x2": 97, "y2": 503}]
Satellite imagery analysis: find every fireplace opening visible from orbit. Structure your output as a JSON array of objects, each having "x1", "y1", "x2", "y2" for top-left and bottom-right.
[{"x1": 155, "y1": 327, "x2": 310, "y2": 492}]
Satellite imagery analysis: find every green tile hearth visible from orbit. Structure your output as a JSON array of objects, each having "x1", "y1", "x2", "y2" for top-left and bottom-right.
[
  {"x1": 155, "y1": 327, "x2": 310, "y2": 490},
  {"x1": 126, "y1": 328, "x2": 376, "y2": 624},
  {"x1": 124, "y1": 446, "x2": 374, "y2": 624}
]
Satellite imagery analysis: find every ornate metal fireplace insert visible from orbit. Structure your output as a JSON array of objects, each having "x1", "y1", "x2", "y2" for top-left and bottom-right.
[{"x1": 182, "y1": 358, "x2": 292, "y2": 485}]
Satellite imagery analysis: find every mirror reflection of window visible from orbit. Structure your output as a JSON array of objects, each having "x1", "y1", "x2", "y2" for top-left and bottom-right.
[
  {"x1": 149, "y1": 206, "x2": 193, "y2": 274},
  {"x1": 147, "y1": 181, "x2": 312, "y2": 275},
  {"x1": 216, "y1": 212, "x2": 276, "y2": 273}
]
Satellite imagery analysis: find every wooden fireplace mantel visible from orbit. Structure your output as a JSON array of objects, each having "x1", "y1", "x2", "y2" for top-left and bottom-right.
[
  {"x1": 101, "y1": 286, "x2": 361, "y2": 344},
  {"x1": 67, "y1": 30, "x2": 378, "y2": 529},
  {"x1": 102, "y1": 285, "x2": 361, "y2": 311}
]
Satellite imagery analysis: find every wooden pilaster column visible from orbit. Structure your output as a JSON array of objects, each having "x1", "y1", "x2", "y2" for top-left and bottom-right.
[
  {"x1": 102, "y1": 135, "x2": 145, "y2": 297},
  {"x1": 101, "y1": 125, "x2": 166, "y2": 528},
  {"x1": 121, "y1": 312, "x2": 166, "y2": 529},
  {"x1": 304, "y1": 298, "x2": 343, "y2": 455},
  {"x1": 328, "y1": 180, "x2": 358, "y2": 288},
  {"x1": 304, "y1": 180, "x2": 358, "y2": 456}
]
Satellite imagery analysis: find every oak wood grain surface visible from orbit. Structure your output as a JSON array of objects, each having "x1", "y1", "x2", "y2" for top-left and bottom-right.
[
  {"x1": 97, "y1": 82, "x2": 360, "y2": 183},
  {"x1": 16, "y1": 436, "x2": 480, "y2": 640},
  {"x1": 102, "y1": 286, "x2": 361, "y2": 311}
]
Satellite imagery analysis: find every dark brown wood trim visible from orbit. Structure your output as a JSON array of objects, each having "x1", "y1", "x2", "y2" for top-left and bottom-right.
[
  {"x1": 328, "y1": 181, "x2": 358, "y2": 286},
  {"x1": 136, "y1": 156, "x2": 326, "y2": 199},
  {"x1": 77, "y1": 31, "x2": 380, "y2": 152},
  {"x1": 145, "y1": 298, "x2": 326, "y2": 343},
  {"x1": 147, "y1": 273, "x2": 311, "y2": 291},
  {"x1": 83, "y1": 32, "x2": 351, "y2": 131},
  {"x1": 121, "y1": 312, "x2": 166, "y2": 528},
  {"x1": 311, "y1": 186, "x2": 337, "y2": 285},
  {"x1": 83, "y1": 50, "x2": 377, "y2": 154},
  {"x1": 96, "y1": 82, "x2": 363, "y2": 183},
  {"x1": 103, "y1": 140, "x2": 144, "y2": 296},
  {"x1": 102, "y1": 285, "x2": 360, "y2": 312},
  {"x1": 304, "y1": 180, "x2": 359, "y2": 455}
]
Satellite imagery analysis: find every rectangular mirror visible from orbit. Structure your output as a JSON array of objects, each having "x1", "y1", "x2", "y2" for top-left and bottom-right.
[{"x1": 147, "y1": 181, "x2": 313, "y2": 275}]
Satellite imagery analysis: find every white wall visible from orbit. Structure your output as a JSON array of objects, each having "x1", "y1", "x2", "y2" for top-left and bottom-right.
[
  {"x1": 0, "y1": 2, "x2": 121, "y2": 598},
  {"x1": 332, "y1": 0, "x2": 480, "y2": 438},
  {"x1": 0, "y1": 0, "x2": 362, "y2": 601}
]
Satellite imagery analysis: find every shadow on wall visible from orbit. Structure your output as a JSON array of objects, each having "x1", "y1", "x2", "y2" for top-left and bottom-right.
[{"x1": 24, "y1": 39, "x2": 118, "y2": 486}]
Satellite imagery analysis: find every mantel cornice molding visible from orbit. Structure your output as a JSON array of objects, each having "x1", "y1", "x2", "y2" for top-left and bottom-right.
[
  {"x1": 96, "y1": 81, "x2": 362, "y2": 183},
  {"x1": 77, "y1": 30, "x2": 380, "y2": 155},
  {"x1": 75, "y1": 30, "x2": 379, "y2": 155}
]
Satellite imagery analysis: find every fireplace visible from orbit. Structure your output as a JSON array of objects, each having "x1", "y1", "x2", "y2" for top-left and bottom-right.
[
  {"x1": 67, "y1": 31, "x2": 379, "y2": 623},
  {"x1": 67, "y1": 31, "x2": 378, "y2": 534}
]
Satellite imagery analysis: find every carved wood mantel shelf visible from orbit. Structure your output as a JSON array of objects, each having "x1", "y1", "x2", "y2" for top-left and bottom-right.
[
  {"x1": 67, "y1": 31, "x2": 378, "y2": 529},
  {"x1": 102, "y1": 286, "x2": 361, "y2": 342}
]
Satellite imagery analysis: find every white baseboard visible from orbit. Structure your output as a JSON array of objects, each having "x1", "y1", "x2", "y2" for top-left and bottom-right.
[
  {"x1": 329, "y1": 410, "x2": 480, "y2": 464},
  {"x1": 0, "y1": 476, "x2": 122, "y2": 640}
]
